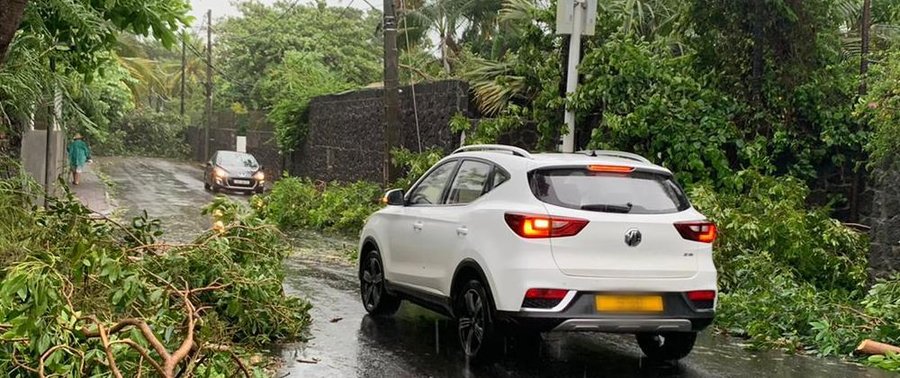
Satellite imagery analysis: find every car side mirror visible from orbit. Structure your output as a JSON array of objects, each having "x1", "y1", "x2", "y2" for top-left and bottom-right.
[{"x1": 382, "y1": 189, "x2": 405, "y2": 206}]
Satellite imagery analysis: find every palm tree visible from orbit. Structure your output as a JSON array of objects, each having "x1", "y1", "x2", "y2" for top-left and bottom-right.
[
  {"x1": 114, "y1": 32, "x2": 206, "y2": 111},
  {"x1": 401, "y1": 0, "x2": 504, "y2": 74}
]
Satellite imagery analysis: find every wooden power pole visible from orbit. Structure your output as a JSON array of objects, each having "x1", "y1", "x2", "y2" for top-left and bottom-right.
[
  {"x1": 180, "y1": 29, "x2": 186, "y2": 117},
  {"x1": 204, "y1": 9, "x2": 212, "y2": 161},
  {"x1": 383, "y1": 0, "x2": 401, "y2": 185}
]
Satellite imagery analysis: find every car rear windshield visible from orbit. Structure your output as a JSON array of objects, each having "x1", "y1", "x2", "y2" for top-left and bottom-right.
[
  {"x1": 217, "y1": 152, "x2": 259, "y2": 169},
  {"x1": 529, "y1": 168, "x2": 690, "y2": 214}
]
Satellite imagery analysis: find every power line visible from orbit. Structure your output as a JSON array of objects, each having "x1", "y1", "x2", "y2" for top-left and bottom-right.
[{"x1": 399, "y1": 0, "x2": 422, "y2": 153}]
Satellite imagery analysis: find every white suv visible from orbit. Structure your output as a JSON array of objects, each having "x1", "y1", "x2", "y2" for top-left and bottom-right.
[{"x1": 358, "y1": 145, "x2": 717, "y2": 361}]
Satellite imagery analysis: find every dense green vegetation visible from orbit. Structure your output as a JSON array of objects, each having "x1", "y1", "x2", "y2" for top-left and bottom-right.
[
  {"x1": 691, "y1": 171, "x2": 899, "y2": 356},
  {"x1": 0, "y1": 0, "x2": 191, "y2": 143},
  {"x1": 0, "y1": 172, "x2": 309, "y2": 376},
  {"x1": 93, "y1": 111, "x2": 190, "y2": 158},
  {"x1": 213, "y1": 1, "x2": 381, "y2": 153}
]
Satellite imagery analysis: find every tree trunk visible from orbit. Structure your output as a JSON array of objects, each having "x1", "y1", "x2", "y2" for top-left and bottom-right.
[
  {"x1": 856, "y1": 339, "x2": 900, "y2": 356},
  {"x1": 0, "y1": 0, "x2": 30, "y2": 67},
  {"x1": 440, "y1": 34, "x2": 451, "y2": 74},
  {"x1": 860, "y1": 0, "x2": 872, "y2": 96}
]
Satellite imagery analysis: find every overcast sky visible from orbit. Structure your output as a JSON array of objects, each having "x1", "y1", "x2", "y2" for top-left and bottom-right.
[{"x1": 188, "y1": 0, "x2": 381, "y2": 24}]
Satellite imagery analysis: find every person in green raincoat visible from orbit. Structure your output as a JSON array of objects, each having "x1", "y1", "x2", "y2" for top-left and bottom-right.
[{"x1": 67, "y1": 133, "x2": 91, "y2": 185}]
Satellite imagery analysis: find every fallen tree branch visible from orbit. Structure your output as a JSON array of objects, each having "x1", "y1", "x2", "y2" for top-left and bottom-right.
[
  {"x1": 109, "y1": 339, "x2": 165, "y2": 375},
  {"x1": 856, "y1": 339, "x2": 900, "y2": 356},
  {"x1": 75, "y1": 282, "x2": 247, "y2": 377},
  {"x1": 38, "y1": 345, "x2": 84, "y2": 378}
]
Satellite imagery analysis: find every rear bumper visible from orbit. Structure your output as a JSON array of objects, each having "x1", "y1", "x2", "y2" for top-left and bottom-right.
[{"x1": 496, "y1": 291, "x2": 714, "y2": 333}]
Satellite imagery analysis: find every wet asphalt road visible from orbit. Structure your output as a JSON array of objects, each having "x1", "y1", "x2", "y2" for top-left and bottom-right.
[{"x1": 100, "y1": 157, "x2": 895, "y2": 378}]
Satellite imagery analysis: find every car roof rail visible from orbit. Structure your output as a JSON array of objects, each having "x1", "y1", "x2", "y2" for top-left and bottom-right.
[
  {"x1": 576, "y1": 150, "x2": 652, "y2": 164},
  {"x1": 452, "y1": 144, "x2": 534, "y2": 159}
]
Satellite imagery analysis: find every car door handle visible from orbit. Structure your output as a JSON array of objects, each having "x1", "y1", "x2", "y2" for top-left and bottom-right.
[
  {"x1": 456, "y1": 226, "x2": 468, "y2": 236},
  {"x1": 413, "y1": 221, "x2": 424, "y2": 231}
]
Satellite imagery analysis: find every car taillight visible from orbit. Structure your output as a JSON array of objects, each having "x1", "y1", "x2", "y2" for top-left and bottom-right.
[
  {"x1": 587, "y1": 164, "x2": 635, "y2": 173},
  {"x1": 522, "y1": 288, "x2": 571, "y2": 309},
  {"x1": 674, "y1": 221, "x2": 717, "y2": 243},
  {"x1": 504, "y1": 213, "x2": 588, "y2": 238},
  {"x1": 686, "y1": 290, "x2": 716, "y2": 309}
]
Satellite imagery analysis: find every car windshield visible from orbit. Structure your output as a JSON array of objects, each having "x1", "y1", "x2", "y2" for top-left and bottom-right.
[
  {"x1": 529, "y1": 168, "x2": 690, "y2": 214},
  {"x1": 216, "y1": 151, "x2": 259, "y2": 170}
]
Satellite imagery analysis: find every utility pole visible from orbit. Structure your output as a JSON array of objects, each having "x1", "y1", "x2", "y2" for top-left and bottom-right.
[
  {"x1": 560, "y1": 0, "x2": 588, "y2": 153},
  {"x1": 180, "y1": 29, "x2": 186, "y2": 117},
  {"x1": 204, "y1": 9, "x2": 212, "y2": 161},
  {"x1": 43, "y1": 57, "x2": 56, "y2": 208},
  {"x1": 383, "y1": 0, "x2": 401, "y2": 185}
]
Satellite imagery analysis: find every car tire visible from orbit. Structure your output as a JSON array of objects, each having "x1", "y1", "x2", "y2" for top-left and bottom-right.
[
  {"x1": 455, "y1": 279, "x2": 500, "y2": 362},
  {"x1": 636, "y1": 331, "x2": 697, "y2": 361},
  {"x1": 360, "y1": 250, "x2": 401, "y2": 316}
]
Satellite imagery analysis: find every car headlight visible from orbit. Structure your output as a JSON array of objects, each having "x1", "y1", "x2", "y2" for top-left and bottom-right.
[
  {"x1": 213, "y1": 167, "x2": 228, "y2": 178},
  {"x1": 253, "y1": 171, "x2": 265, "y2": 181}
]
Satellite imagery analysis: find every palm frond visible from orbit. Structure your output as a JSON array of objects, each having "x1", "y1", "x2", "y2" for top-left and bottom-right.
[{"x1": 463, "y1": 56, "x2": 525, "y2": 115}]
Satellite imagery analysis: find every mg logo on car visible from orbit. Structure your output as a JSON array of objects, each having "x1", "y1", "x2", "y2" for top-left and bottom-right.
[{"x1": 624, "y1": 228, "x2": 642, "y2": 247}]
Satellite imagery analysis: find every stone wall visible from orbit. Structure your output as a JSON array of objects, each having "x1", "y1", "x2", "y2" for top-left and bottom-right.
[
  {"x1": 292, "y1": 80, "x2": 474, "y2": 183},
  {"x1": 865, "y1": 158, "x2": 900, "y2": 280}
]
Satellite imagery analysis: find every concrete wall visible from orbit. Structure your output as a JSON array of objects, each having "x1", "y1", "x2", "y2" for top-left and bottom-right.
[
  {"x1": 20, "y1": 129, "x2": 66, "y2": 195},
  {"x1": 865, "y1": 158, "x2": 900, "y2": 280},
  {"x1": 292, "y1": 80, "x2": 474, "y2": 183}
]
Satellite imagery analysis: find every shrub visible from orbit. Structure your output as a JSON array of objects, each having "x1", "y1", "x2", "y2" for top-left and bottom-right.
[
  {"x1": 257, "y1": 177, "x2": 382, "y2": 235},
  {"x1": 690, "y1": 170, "x2": 868, "y2": 293}
]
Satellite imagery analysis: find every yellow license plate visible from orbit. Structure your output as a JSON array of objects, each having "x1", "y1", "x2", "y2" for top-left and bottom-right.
[{"x1": 595, "y1": 295, "x2": 664, "y2": 313}]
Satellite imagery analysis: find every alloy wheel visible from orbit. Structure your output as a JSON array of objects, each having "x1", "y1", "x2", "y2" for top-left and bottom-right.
[
  {"x1": 458, "y1": 288, "x2": 486, "y2": 356},
  {"x1": 361, "y1": 255, "x2": 384, "y2": 311}
]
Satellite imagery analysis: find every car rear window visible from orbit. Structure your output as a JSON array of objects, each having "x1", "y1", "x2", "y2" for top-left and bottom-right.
[{"x1": 529, "y1": 168, "x2": 690, "y2": 214}]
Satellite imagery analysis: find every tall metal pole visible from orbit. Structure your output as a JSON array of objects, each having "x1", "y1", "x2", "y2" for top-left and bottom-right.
[
  {"x1": 180, "y1": 29, "x2": 186, "y2": 117},
  {"x1": 44, "y1": 56, "x2": 56, "y2": 208},
  {"x1": 383, "y1": 0, "x2": 401, "y2": 185},
  {"x1": 561, "y1": 0, "x2": 585, "y2": 153},
  {"x1": 204, "y1": 10, "x2": 212, "y2": 161}
]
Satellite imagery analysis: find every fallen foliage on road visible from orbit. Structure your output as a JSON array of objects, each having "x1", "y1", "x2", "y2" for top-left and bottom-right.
[
  {"x1": 0, "y1": 172, "x2": 310, "y2": 377},
  {"x1": 691, "y1": 171, "x2": 900, "y2": 369}
]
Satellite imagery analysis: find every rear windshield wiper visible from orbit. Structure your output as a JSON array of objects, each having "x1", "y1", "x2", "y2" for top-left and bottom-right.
[{"x1": 581, "y1": 203, "x2": 633, "y2": 213}]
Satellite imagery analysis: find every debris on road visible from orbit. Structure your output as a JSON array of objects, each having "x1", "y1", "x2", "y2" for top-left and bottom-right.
[{"x1": 856, "y1": 339, "x2": 900, "y2": 355}]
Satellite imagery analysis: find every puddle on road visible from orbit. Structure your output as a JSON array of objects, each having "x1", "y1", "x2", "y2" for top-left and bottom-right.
[{"x1": 279, "y1": 257, "x2": 895, "y2": 378}]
